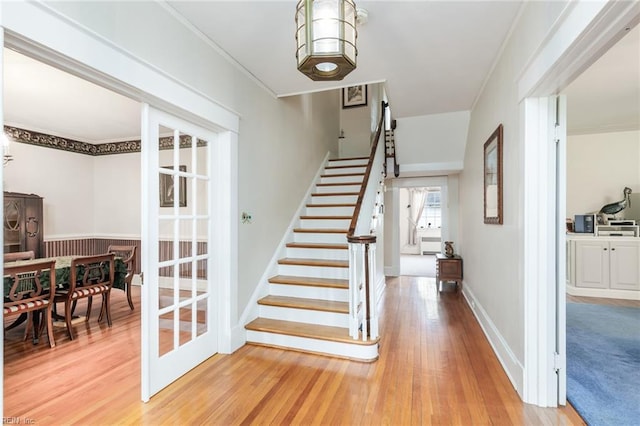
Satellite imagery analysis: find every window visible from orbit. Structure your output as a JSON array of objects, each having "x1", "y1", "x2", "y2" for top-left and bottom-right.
[{"x1": 418, "y1": 189, "x2": 441, "y2": 228}]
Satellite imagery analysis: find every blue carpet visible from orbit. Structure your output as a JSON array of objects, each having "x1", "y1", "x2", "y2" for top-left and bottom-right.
[{"x1": 566, "y1": 302, "x2": 640, "y2": 426}]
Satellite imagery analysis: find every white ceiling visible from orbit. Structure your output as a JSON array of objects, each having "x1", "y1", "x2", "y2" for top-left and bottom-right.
[{"x1": 2, "y1": 2, "x2": 639, "y2": 143}]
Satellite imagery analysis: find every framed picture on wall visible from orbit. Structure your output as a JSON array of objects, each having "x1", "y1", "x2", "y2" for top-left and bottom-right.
[
  {"x1": 483, "y1": 124, "x2": 503, "y2": 224},
  {"x1": 342, "y1": 85, "x2": 368, "y2": 108},
  {"x1": 160, "y1": 165, "x2": 187, "y2": 207}
]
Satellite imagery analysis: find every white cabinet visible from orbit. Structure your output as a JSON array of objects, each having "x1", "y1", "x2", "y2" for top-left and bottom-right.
[
  {"x1": 571, "y1": 237, "x2": 640, "y2": 297},
  {"x1": 609, "y1": 242, "x2": 640, "y2": 290}
]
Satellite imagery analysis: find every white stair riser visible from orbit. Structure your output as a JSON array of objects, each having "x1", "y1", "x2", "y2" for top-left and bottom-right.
[
  {"x1": 246, "y1": 330, "x2": 378, "y2": 362},
  {"x1": 277, "y1": 264, "x2": 349, "y2": 279},
  {"x1": 299, "y1": 218, "x2": 351, "y2": 229},
  {"x1": 310, "y1": 195, "x2": 358, "y2": 204},
  {"x1": 323, "y1": 166, "x2": 367, "y2": 175},
  {"x1": 305, "y1": 206, "x2": 355, "y2": 216},
  {"x1": 315, "y1": 184, "x2": 362, "y2": 193},
  {"x1": 293, "y1": 232, "x2": 348, "y2": 244},
  {"x1": 286, "y1": 247, "x2": 349, "y2": 261},
  {"x1": 258, "y1": 305, "x2": 349, "y2": 328},
  {"x1": 269, "y1": 283, "x2": 348, "y2": 301},
  {"x1": 328, "y1": 159, "x2": 369, "y2": 166},
  {"x1": 320, "y1": 175, "x2": 364, "y2": 185}
]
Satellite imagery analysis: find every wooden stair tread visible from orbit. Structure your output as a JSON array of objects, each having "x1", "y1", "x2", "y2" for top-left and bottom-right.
[
  {"x1": 278, "y1": 258, "x2": 348, "y2": 268},
  {"x1": 293, "y1": 228, "x2": 348, "y2": 234},
  {"x1": 258, "y1": 295, "x2": 348, "y2": 313},
  {"x1": 268, "y1": 275, "x2": 348, "y2": 289},
  {"x1": 286, "y1": 242, "x2": 348, "y2": 250},
  {"x1": 328, "y1": 156, "x2": 369, "y2": 161},
  {"x1": 245, "y1": 318, "x2": 377, "y2": 346},
  {"x1": 299, "y1": 215, "x2": 351, "y2": 220}
]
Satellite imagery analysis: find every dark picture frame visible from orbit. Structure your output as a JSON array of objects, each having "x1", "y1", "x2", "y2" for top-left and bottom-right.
[
  {"x1": 483, "y1": 124, "x2": 503, "y2": 224},
  {"x1": 342, "y1": 85, "x2": 368, "y2": 108},
  {"x1": 160, "y1": 165, "x2": 187, "y2": 207}
]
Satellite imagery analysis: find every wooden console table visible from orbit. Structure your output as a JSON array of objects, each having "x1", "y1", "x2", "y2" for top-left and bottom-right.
[{"x1": 435, "y1": 254, "x2": 463, "y2": 292}]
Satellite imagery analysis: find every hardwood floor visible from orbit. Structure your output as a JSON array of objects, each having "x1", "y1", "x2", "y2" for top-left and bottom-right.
[{"x1": 4, "y1": 278, "x2": 585, "y2": 425}]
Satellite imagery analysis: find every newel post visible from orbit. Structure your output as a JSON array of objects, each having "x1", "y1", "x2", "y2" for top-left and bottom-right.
[{"x1": 347, "y1": 234, "x2": 377, "y2": 341}]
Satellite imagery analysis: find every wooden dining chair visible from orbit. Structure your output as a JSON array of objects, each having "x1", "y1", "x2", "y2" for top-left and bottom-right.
[
  {"x1": 4, "y1": 250, "x2": 35, "y2": 263},
  {"x1": 107, "y1": 245, "x2": 137, "y2": 310},
  {"x1": 54, "y1": 253, "x2": 115, "y2": 340},
  {"x1": 3, "y1": 259, "x2": 57, "y2": 347}
]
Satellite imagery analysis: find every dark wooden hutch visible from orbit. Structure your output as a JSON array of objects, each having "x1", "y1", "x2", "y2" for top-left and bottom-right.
[{"x1": 3, "y1": 191, "x2": 45, "y2": 258}]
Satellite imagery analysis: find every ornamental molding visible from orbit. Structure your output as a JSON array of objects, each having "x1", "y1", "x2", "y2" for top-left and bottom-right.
[{"x1": 4, "y1": 126, "x2": 206, "y2": 156}]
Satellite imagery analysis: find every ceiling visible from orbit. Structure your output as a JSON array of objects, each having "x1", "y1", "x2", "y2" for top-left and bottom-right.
[{"x1": 2, "y1": 1, "x2": 639, "y2": 143}]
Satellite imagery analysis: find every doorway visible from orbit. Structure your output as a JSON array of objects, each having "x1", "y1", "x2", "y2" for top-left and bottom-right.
[{"x1": 1, "y1": 20, "x2": 237, "y2": 411}]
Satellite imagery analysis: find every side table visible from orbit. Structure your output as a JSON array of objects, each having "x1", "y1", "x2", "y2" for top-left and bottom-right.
[{"x1": 435, "y1": 254, "x2": 463, "y2": 292}]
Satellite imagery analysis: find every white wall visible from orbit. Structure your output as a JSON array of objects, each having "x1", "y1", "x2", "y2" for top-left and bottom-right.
[
  {"x1": 4, "y1": 142, "x2": 96, "y2": 238},
  {"x1": 567, "y1": 130, "x2": 640, "y2": 217},
  {"x1": 458, "y1": 1, "x2": 570, "y2": 396},
  {"x1": 395, "y1": 110, "x2": 470, "y2": 174},
  {"x1": 339, "y1": 85, "x2": 373, "y2": 158},
  {"x1": 2, "y1": 1, "x2": 340, "y2": 323}
]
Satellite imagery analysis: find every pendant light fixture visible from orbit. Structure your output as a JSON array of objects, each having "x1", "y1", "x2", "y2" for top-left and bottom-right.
[{"x1": 295, "y1": 0, "x2": 358, "y2": 81}]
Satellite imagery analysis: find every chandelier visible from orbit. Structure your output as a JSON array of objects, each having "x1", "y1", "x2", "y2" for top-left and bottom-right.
[{"x1": 295, "y1": 0, "x2": 358, "y2": 81}]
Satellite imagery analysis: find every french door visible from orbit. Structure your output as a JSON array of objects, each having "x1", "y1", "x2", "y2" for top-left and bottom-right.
[{"x1": 141, "y1": 104, "x2": 219, "y2": 401}]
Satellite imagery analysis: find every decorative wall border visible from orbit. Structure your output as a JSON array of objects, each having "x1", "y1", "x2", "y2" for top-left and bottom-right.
[{"x1": 4, "y1": 125, "x2": 206, "y2": 156}]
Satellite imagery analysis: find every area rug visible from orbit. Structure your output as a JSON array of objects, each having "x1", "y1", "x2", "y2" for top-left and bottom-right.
[{"x1": 566, "y1": 302, "x2": 640, "y2": 426}]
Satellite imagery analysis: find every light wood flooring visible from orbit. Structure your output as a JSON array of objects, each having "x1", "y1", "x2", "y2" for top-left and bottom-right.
[{"x1": 4, "y1": 278, "x2": 586, "y2": 425}]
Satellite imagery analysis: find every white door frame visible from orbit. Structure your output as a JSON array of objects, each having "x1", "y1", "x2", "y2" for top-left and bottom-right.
[
  {"x1": 519, "y1": 0, "x2": 640, "y2": 406},
  {"x1": 1, "y1": 0, "x2": 239, "y2": 409}
]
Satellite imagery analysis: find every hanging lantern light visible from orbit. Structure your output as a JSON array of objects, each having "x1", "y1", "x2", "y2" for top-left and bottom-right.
[{"x1": 295, "y1": 0, "x2": 358, "y2": 81}]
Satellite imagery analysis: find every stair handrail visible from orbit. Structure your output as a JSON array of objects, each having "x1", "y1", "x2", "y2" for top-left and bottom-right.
[
  {"x1": 347, "y1": 100, "x2": 388, "y2": 238},
  {"x1": 347, "y1": 101, "x2": 387, "y2": 341}
]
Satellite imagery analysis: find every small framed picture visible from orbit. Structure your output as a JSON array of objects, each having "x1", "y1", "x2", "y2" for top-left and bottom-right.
[
  {"x1": 342, "y1": 85, "x2": 368, "y2": 108},
  {"x1": 160, "y1": 165, "x2": 187, "y2": 207},
  {"x1": 483, "y1": 124, "x2": 503, "y2": 224}
]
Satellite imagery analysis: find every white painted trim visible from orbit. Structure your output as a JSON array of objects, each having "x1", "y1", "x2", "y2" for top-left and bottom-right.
[
  {"x1": 518, "y1": 0, "x2": 640, "y2": 100},
  {"x1": 0, "y1": 23, "x2": 5, "y2": 416},
  {"x1": 158, "y1": 2, "x2": 277, "y2": 100},
  {"x1": 522, "y1": 97, "x2": 557, "y2": 407},
  {"x1": 237, "y1": 152, "x2": 332, "y2": 327},
  {"x1": 1, "y1": 1, "x2": 240, "y2": 133},
  {"x1": 567, "y1": 285, "x2": 640, "y2": 301},
  {"x1": 462, "y1": 283, "x2": 523, "y2": 394},
  {"x1": 278, "y1": 78, "x2": 387, "y2": 98},
  {"x1": 518, "y1": 2, "x2": 640, "y2": 407}
]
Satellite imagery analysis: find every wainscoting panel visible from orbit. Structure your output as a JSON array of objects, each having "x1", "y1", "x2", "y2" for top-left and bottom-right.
[
  {"x1": 45, "y1": 238, "x2": 141, "y2": 274},
  {"x1": 45, "y1": 238, "x2": 206, "y2": 279}
]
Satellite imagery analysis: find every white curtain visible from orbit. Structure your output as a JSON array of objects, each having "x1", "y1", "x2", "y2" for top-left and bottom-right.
[{"x1": 407, "y1": 188, "x2": 427, "y2": 245}]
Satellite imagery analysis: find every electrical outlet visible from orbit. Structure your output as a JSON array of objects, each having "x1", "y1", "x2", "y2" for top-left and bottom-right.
[{"x1": 241, "y1": 212, "x2": 252, "y2": 224}]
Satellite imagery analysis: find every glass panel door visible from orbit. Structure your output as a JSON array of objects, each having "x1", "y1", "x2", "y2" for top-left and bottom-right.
[{"x1": 141, "y1": 104, "x2": 218, "y2": 401}]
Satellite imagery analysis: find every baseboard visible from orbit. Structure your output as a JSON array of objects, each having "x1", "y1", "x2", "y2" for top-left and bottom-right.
[
  {"x1": 384, "y1": 266, "x2": 399, "y2": 277},
  {"x1": 462, "y1": 282, "x2": 524, "y2": 397},
  {"x1": 567, "y1": 284, "x2": 640, "y2": 300}
]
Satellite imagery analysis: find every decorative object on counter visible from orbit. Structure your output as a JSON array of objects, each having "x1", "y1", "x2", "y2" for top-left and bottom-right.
[
  {"x1": 599, "y1": 187, "x2": 632, "y2": 216},
  {"x1": 444, "y1": 241, "x2": 455, "y2": 257}
]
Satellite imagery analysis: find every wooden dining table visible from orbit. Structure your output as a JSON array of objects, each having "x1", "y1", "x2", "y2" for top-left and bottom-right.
[
  {"x1": 3, "y1": 255, "x2": 128, "y2": 342},
  {"x1": 3, "y1": 255, "x2": 127, "y2": 297}
]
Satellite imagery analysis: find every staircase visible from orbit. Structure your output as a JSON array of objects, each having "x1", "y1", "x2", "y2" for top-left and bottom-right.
[{"x1": 245, "y1": 157, "x2": 380, "y2": 362}]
